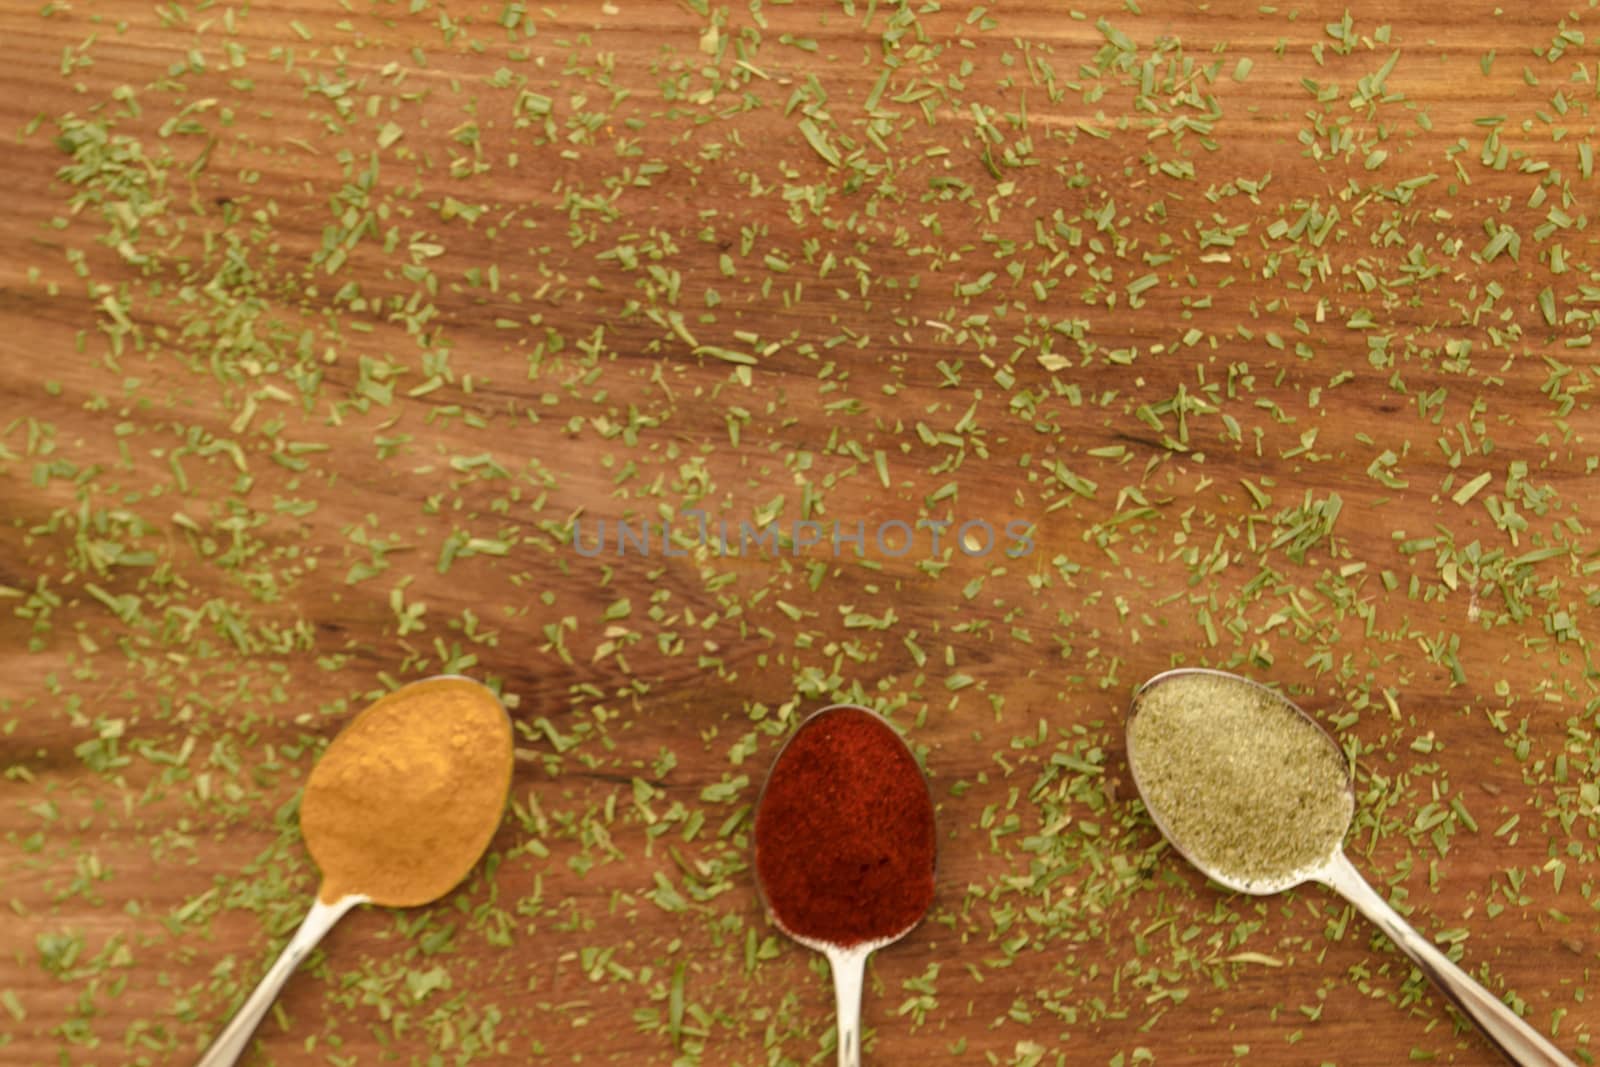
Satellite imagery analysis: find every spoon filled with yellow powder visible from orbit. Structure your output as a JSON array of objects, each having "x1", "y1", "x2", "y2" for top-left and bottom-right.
[{"x1": 196, "y1": 675, "x2": 514, "y2": 1067}]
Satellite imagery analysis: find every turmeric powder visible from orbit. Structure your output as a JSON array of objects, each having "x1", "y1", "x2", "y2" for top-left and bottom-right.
[{"x1": 300, "y1": 676, "x2": 514, "y2": 906}]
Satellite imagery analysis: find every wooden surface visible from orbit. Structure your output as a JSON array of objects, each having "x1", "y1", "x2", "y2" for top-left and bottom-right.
[{"x1": 2, "y1": 0, "x2": 1598, "y2": 1064}]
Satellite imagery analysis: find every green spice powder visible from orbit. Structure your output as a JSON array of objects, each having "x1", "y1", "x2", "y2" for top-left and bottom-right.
[{"x1": 1128, "y1": 673, "x2": 1353, "y2": 887}]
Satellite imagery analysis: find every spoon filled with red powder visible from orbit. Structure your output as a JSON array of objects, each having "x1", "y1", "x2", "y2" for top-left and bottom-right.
[{"x1": 753, "y1": 704, "x2": 937, "y2": 1067}]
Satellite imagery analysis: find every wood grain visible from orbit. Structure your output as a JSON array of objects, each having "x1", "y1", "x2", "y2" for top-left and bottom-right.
[{"x1": 1, "y1": 0, "x2": 1597, "y2": 1064}]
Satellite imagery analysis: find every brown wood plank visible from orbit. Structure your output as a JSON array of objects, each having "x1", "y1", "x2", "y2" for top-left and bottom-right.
[{"x1": 1, "y1": 0, "x2": 1596, "y2": 1064}]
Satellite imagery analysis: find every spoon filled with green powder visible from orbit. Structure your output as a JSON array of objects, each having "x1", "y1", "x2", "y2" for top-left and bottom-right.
[{"x1": 1127, "y1": 669, "x2": 1574, "y2": 1067}]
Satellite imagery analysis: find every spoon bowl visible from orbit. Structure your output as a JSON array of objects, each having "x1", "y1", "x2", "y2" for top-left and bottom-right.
[
  {"x1": 1127, "y1": 668, "x2": 1574, "y2": 1067},
  {"x1": 1128, "y1": 667, "x2": 1354, "y2": 896}
]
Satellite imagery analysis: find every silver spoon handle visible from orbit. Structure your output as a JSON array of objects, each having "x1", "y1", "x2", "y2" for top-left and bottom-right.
[
  {"x1": 824, "y1": 945, "x2": 870, "y2": 1067},
  {"x1": 1320, "y1": 853, "x2": 1573, "y2": 1067},
  {"x1": 196, "y1": 895, "x2": 363, "y2": 1067}
]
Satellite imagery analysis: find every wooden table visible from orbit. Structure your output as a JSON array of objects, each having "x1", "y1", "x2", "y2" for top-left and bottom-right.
[{"x1": 2, "y1": 0, "x2": 1595, "y2": 1062}]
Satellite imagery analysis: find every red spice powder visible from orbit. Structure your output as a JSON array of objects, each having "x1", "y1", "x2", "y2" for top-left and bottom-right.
[{"x1": 753, "y1": 706, "x2": 937, "y2": 947}]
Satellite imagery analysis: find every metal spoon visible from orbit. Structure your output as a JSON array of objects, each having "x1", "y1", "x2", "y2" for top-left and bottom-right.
[
  {"x1": 771, "y1": 925, "x2": 909, "y2": 1067},
  {"x1": 193, "y1": 894, "x2": 365, "y2": 1067},
  {"x1": 1127, "y1": 668, "x2": 1574, "y2": 1067},
  {"x1": 753, "y1": 704, "x2": 937, "y2": 1067},
  {"x1": 196, "y1": 676, "x2": 513, "y2": 1067}
]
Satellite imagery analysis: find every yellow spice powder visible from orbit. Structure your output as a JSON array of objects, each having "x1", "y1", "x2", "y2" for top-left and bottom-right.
[{"x1": 301, "y1": 677, "x2": 513, "y2": 906}]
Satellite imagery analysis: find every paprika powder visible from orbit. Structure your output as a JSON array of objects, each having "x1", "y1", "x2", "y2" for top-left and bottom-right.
[{"x1": 753, "y1": 705, "x2": 936, "y2": 946}]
